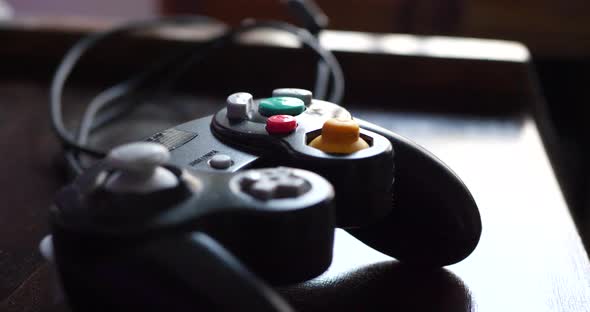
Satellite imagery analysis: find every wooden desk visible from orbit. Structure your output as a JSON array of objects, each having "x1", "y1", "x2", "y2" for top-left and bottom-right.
[
  {"x1": 297, "y1": 111, "x2": 590, "y2": 312},
  {"x1": 0, "y1": 18, "x2": 588, "y2": 311}
]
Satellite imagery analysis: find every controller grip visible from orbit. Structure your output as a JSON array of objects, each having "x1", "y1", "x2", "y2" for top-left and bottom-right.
[
  {"x1": 348, "y1": 119, "x2": 482, "y2": 266},
  {"x1": 137, "y1": 233, "x2": 295, "y2": 311},
  {"x1": 53, "y1": 230, "x2": 293, "y2": 311}
]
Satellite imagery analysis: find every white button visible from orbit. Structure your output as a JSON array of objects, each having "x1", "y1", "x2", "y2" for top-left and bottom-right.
[
  {"x1": 209, "y1": 154, "x2": 233, "y2": 169},
  {"x1": 104, "y1": 142, "x2": 178, "y2": 193},
  {"x1": 227, "y1": 92, "x2": 253, "y2": 120},
  {"x1": 106, "y1": 142, "x2": 170, "y2": 174},
  {"x1": 272, "y1": 88, "x2": 313, "y2": 106}
]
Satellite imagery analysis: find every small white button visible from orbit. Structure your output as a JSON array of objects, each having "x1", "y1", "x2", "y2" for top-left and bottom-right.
[
  {"x1": 227, "y1": 92, "x2": 253, "y2": 120},
  {"x1": 208, "y1": 154, "x2": 233, "y2": 170},
  {"x1": 272, "y1": 88, "x2": 313, "y2": 106}
]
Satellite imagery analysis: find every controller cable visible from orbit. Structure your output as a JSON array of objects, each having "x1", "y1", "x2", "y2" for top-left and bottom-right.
[
  {"x1": 50, "y1": 16, "x2": 344, "y2": 175},
  {"x1": 143, "y1": 232, "x2": 295, "y2": 311}
]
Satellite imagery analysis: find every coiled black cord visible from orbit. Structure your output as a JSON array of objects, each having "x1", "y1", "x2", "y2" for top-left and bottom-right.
[{"x1": 50, "y1": 16, "x2": 344, "y2": 174}]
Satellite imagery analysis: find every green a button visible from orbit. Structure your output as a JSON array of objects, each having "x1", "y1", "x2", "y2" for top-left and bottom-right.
[{"x1": 258, "y1": 97, "x2": 305, "y2": 117}]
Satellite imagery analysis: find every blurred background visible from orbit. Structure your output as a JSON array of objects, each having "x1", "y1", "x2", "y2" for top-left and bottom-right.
[
  {"x1": 0, "y1": 0, "x2": 588, "y2": 227},
  {"x1": 1, "y1": 2, "x2": 590, "y2": 310},
  {"x1": 3, "y1": 0, "x2": 587, "y2": 243},
  {"x1": 5, "y1": 0, "x2": 590, "y2": 56}
]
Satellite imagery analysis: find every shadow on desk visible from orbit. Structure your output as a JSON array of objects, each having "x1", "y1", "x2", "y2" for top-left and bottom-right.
[
  {"x1": 281, "y1": 230, "x2": 471, "y2": 312},
  {"x1": 1, "y1": 230, "x2": 471, "y2": 312},
  {"x1": 283, "y1": 263, "x2": 471, "y2": 312}
]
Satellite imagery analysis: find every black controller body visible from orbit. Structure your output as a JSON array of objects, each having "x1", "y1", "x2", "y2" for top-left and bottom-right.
[
  {"x1": 156, "y1": 96, "x2": 481, "y2": 265},
  {"x1": 50, "y1": 93, "x2": 482, "y2": 311},
  {"x1": 52, "y1": 164, "x2": 336, "y2": 311}
]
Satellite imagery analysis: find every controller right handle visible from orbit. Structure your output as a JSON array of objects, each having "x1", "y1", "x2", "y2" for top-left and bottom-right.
[{"x1": 348, "y1": 119, "x2": 482, "y2": 266}]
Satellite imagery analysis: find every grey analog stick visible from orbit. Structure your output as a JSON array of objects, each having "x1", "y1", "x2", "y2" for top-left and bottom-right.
[{"x1": 104, "y1": 142, "x2": 178, "y2": 193}]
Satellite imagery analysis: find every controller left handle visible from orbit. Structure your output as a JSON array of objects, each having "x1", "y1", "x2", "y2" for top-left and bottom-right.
[{"x1": 45, "y1": 142, "x2": 336, "y2": 311}]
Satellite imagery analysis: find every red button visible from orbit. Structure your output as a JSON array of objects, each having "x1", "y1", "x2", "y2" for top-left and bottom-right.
[{"x1": 266, "y1": 115, "x2": 297, "y2": 134}]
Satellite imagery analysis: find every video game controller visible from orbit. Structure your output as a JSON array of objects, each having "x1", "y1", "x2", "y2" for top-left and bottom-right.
[
  {"x1": 50, "y1": 142, "x2": 335, "y2": 310},
  {"x1": 48, "y1": 88, "x2": 481, "y2": 310},
  {"x1": 153, "y1": 88, "x2": 481, "y2": 265}
]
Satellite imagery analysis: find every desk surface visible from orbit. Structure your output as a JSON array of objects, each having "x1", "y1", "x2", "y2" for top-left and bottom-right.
[
  {"x1": 0, "y1": 80, "x2": 589, "y2": 311},
  {"x1": 293, "y1": 111, "x2": 590, "y2": 312}
]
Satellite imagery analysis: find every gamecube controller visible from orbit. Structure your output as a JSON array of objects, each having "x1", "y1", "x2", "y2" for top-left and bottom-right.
[{"x1": 49, "y1": 88, "x2": 481, "y2": 310}]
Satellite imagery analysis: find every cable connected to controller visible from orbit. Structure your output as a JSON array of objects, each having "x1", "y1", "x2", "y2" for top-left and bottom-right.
[{"x1": 50, "y1": 6, "x2": 344, "y2": 175}]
